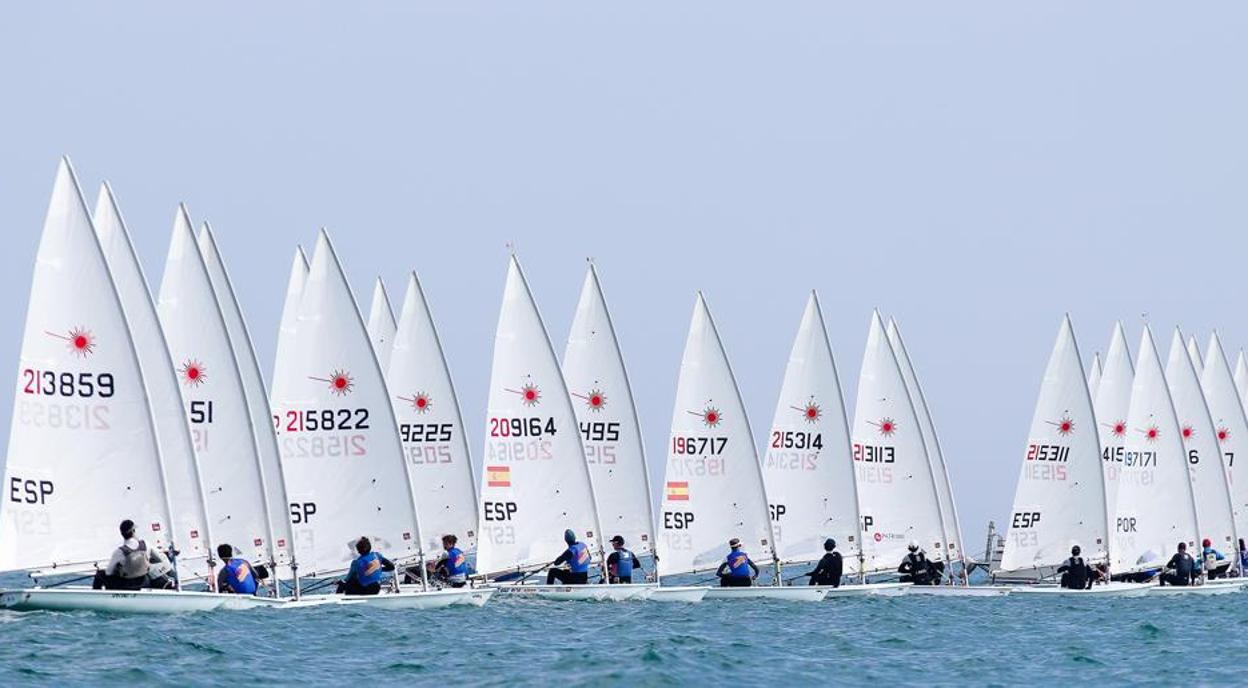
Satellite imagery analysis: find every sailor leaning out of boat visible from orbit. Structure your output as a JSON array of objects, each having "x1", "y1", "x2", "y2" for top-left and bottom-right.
[{"x1": 91, "y1": 519, "x2": 175, "y2": 591}]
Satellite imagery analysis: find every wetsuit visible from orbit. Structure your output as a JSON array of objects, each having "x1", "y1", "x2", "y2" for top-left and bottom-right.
[
  {"x1": 607, "y1": 549, "x2": 642, "y2": 584},
  {"x1": 716, "y1": 549, "x2": 759, "y2": 587},
  {"x1": 898, "y1": 551, "x2": 936, "y2": 585},
  {"x1": 1160, "y1": 551, "x2": 1197, "y2": 586},
  {"x1": 547, "y1": 542, "x2": 591, "y2": 585},
  {"x1": 338, "y1": 552, "x2": 395, "y2": 595},
  {"x1": 807, "y1": 551, "x2": 843, "y2": 587},
  {"x1": 1057, "y1": 556, "x2": 1092, "y2": 590}
]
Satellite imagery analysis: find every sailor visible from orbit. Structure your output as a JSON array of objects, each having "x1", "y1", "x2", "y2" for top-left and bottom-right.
[
  {"x1": 716, "y1": 538, "x2": 759, "y2": 587},
  {"x1": 91, "y1": 519, "x2": 174, "y2": 591},
  {"x1": 806, "y1": 538, "x2": 843, "y2": 587},
  {"x1": 606, "y1": 535, "x2": 643, "y2": 584},
  {"x1": 1239, "y1": 538, "x2": 1248, "y2": 577},
  {"x1": 1159, "y1": 542, "x2": 1197, "y2": 587},
  {"x1": 898, "y1": 541, "x2": 939, "y2": 585},
  {"x1": 215, "y1": 544, "x2": 266, "y2": 595},
  {"x1": 1200, "y1": 538, "x2": 1229, "y2": 580},
  {"x1": 432, "y1": 534, "x2": 469, "y2": 588},
  {"x1": 547, "y1": 529, "x2": 592, "y2": 585},
  {"x1": 336, "y1": 536, "x2": 395, "y2": 595},
  {"x1": 1056, "y1": 545, "x2": 1093, "y2": 590}
]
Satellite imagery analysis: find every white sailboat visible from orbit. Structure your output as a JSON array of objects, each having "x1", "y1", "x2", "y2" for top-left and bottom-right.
[
  {"x1": 851, "y1": 312, "x2": 946, "y2": 579},
  {"x1": 272, "y1": 247, "x2": 308, "y2": 394},
  {"x1": 476, "y1": 257, "x2": 643, "y2": 601},
  {"x1": 0, "y1": 161, "x2": 273, "y2": 613},
  {"x1": 388, "y1": 273, "x2": 480, "y2": 566},
  {"x1": 760, "y1": 295, "x2": 905, "y2": 598},
  {"x1": 562, "y1": 265, "x2": 705, "y2": 602},
  {"x1": 271, "y1": 230, "x2": 489, "y2": 608},
  {"x1": 367, "y1": 277, "x2": 397, "y2": 373},
  {"x1": 1092, "y1": 323, "x2": 1133, "y2": 540},
  {"x1": 196, "y1": 224, "x2": 298, "y2": 587},
  {"x1": 887, "y1": 317, "x2": 967, "y2": 584},
  {"x1": 997, "y1": 317, "x2": 1144, "y2": 596},
  {"x1": 156, "y1": 210, "x2": 279, "y2": 583},
  {"x1": 1200, "y1": 334, "x2": 1248, "y2": 548},
  {"x1": 1164, "y1": 330, "x2": 1236, "y2": 557},
  {"x1": 1236, "y1": 351, "x2": 1248, "y2": 406},
  {"x1": 1187, "y1": 335, "x2": 1204, "y2": 378},
  {"x1": 1088, "y1": 353, "x2": 1103, "y2": 398},
  {"x1": 1110, "y1": 326, "x2": 1200, "y2": 577},
  {"x1": 656, "y1": 294, "x2": 824, "y2": 601}
]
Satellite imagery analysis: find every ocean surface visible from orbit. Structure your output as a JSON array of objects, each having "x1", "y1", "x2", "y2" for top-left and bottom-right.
[{"x1": 2, "y1": 576, "x2": 1245, "y2": 687}]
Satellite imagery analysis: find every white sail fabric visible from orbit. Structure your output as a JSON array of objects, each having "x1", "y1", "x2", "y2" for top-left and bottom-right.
[
  {"x1": 999, "y1": 317, "x2": 1107, "y2": 572},
  {"x1": 389, "y1": 272, "x2": 479, "y2": 556},
  {"x1": 657, "y1": 294, "x2": 774, "y2": 576},
  {"x1": 1093, "y1": 323, "x2": 1133, "y2": 532},
  {"x1": 91, "y1": 185, "x2": 212, "y2": 574},
  {"x1": 562, "y1": 265, "x2": 656, "y2": 558},
  {"x1": 761, "y1": 293, "x2": 859, "y2": 572},
  {"x1": 272, "y1": 247, "x2": 308, "y2": 394},
  {"x1": 887, "y1": 318, "x2": 963, "y2": 566},
  {"x1": 197, "y1": 225, "x2": 295, "y2": 568},
  {"x1": 475, "y1": 257, "x2": 604, "y2": 576},
  {"x1": 1236, "y1": 351, "x2": 1248, "y2": 405},
  {"x1": 1187, "y1": 336, "x2": 1204, "y2": 378},
  {"x1": 851, "y1": 311, "x2": 945, "y2": 573},
  {"x1": 1, "y1": 161, "x2": 174, "y2": 572},
  {"x1": 272, "y1": 230, "x2": 422, "y2": 576},
  {"x1": 1165, "y1": 330, "x2": 1235, "y2": 552},
  {"x1": 1111, "y1": 327, "x2": 1199, "y2": 574},
  {"x1": 157, "y1": 211, "x2": 273, "y2": 569},
  {"x1": 1200, "y1": 333, "x2": 1248, "y2": 540},
  {"x1": 1088, "y1": 353, "x2": 1103, "y2": 398},
  {"x1": 367, "y1": 278, "x2": 397, "y2": 373}
]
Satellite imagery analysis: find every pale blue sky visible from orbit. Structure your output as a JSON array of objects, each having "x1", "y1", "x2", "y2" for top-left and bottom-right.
[{"x1": 3, "y1": 3, "x2": 1246, "y2": 553}]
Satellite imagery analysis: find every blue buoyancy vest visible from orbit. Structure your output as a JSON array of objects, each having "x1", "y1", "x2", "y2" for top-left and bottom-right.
[
  {"x1": 222, "y1": 557, "x2": 258, "y2": 594},
  {"x1": 614, "y1": 549, "x2": 634, "y2": 578},
  {"x1": 726, "y1": 550, "x2": 751, "y2": 577},
  {"x1": 355, "y1": 552, "x2": 385, "y2": 587},
  {"x1": 445, "y1": 547, "x2": 468, "y2": 578},
  {"x1": 567, "y1": 542, "x2": 590, "y2": 574}
]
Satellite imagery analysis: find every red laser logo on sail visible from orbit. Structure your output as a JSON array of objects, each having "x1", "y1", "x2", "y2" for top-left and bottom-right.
[
  {"x1": 179, "y1": 359, "x2": 206, "y2": 387},
  {"x1": 870, "y1": 418, "x2": 897, "y2": 436},
  {"x1": 790, "y1": 399, "x2": 821, "y2": 424},
  {"x1": 505, "y1": 382, "x2": 541, "y2": 407},
  {"x1": 1143, "y1": 425, "x2": 1160, "y2": 442},
  {"x1": 310, "y1": 369, "x2": 354, "y2": 396},
  {"x1": 1105, "y1": 420, "x2": 1126, "y2": 438},
  {"x1": 1218, "y1": 427, "x2": 1231, "y2": 442},
  {"x1": 398, "y1": 391, "x2": 432, "y2": 413},
  {"x1": 1047, "y1": 416, "x2": 1075, "y2": 436},
  {"x1": 47, "y1": 327, "x2": 95, "y2": 357},
  {"x1": 572, "y1": 389, "x2": 607, "y2": 412},
  {"x1": 1181, "y1": 425, "x2": 1195, "y2": 441},
  {"x1": 688, "y1": 406, "x2": 722, "y2": 427}
]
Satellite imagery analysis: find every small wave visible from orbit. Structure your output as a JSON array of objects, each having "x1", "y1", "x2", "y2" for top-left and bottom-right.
[
  {"x1": 1071, "y1": 654, "x2": 1104, "y2": 666},
  {"x1": 1136, "y1": 622, "x2": 1163, "y2": 638},
  {"x1": 641, "y1": 647, "x2": 663, "y2": 663}
]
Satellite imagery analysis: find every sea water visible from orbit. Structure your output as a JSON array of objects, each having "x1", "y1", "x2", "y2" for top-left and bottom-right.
[{"x1": 1, "y1": 579, "x2": 1245, "y2": 686}]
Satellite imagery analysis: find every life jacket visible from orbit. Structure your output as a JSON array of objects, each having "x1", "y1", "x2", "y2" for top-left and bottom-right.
[
  {"x1": 905, "y1": 552, "x2": 928, "y2": 572},
  {"x1": 221, "y1": 558, "x2": 259, "y2": 594},
  {"x1": 612, "y1": 549, "x2": 634, "y2": 578},
  {"x1": 1063, "y1": 556, "x2": 1088, "y2": 588},
  {"x1": 726, "y1": 550, "x2": 752, "y2": 577},
  {"x1": 355, "y1": 552, "x2": 385, "y2": 587},
  {"x1": 444, "y1": 547, "x2": 468, "y2": 579},
  {"x1": 567, "y1": 542, "x2": 590, "y2": 574},
  {"x1": 117, "y1": 540, "x2": 150, "y2": 579}
]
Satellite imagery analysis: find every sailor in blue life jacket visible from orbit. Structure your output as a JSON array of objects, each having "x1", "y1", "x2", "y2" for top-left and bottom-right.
[
  {"x1": 716, "y1": 538, "x2": 759, "y2": 587},
  {"x1": 215, "y1": 544, "x2": 268, "y2": 595},
  {"x1": 433, "y1": 534, "x2": 470, "y2": 588},
  {"x1": 337, "y1": 536, "x2": 396, "y2": 595},
  {"x1": 1200, "y1": 538, "x2": 1229, "y2": 579},
  {"x1": 1160, "y1": 541, "x2": 1198, "y2": 587},
  {"x1": 1240, "y1": 538, "x2": 1248, "y2": 577},
  {"x1": 607, "y1": 535, "x2": 644, "y2": 584},
  {"x1": 548, "y1": 529, "x2": 592, "y2": 585},
  {"x1": 91, "y1": 519, "x2": 175, "y2": 591}
]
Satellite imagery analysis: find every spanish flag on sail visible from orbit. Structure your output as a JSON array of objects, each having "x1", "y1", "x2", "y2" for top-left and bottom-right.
[
  {"x1": 487, "y1": 465, "x2": 511, "y2": 488},
  {"x1": 665, "y1": 481, "x2": 689, "y2": 501}
]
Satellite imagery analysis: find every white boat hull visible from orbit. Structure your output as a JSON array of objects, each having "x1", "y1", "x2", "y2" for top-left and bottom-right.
[
  {"x1": 0, "y1": 587, "x2": 283, "y2": 614},
  {"x1": 647, "y1": 586, "x2": 708, "y2": 602},
  {"x1": 1150, "y1": 582, "x2": 1245, "y2": 596},
  {"x1": 321, "y1": 587, "x2": 495, "y2": 609},
  {"x1": 493, "y1": 583, "x2": 653, "y2": 601},
  {"x1": 819, "y1": 583, "x2": 911, "y2": 598},
  {"x1": 904, "y1": 585, "x2": 1011, "y2": 597},
  {"x1": 1010, "y1": 582, "x2": 1151, "y2": 597},
  {"x1": 702, "y1": 586, "x2": 827, "y2": 601}
]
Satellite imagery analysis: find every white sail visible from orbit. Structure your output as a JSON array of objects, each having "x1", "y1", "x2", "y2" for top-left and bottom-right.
[
  {"x1": 91, "y1": 185, "x2": 212, "y2": 574},
  {"x1": 271, "y1": 247, "x2": 308, "y2": 394},
  {"x1": 157, "y1": 211, "x2": 273, "y2": 569},
  {"x1": 887, "y1": 318, "x2": 964, "y2": 567},
  {"x1": 761, "y1": 293, "x2": 859, "y2": 572},
  {"x1": 1111, "y1": 326, "x2": 1199, "y2": 574},
  {"x1": 1, "y1": 160, "x2": 176, "y2": 572},
  {"x1": 475, "y1": 257, "x2": 605, "y2": 576},
  {"x1": 1092, "y1": 322, "x2": 1133, "y2": 533},
  {"x1": 999, "y1": 317, "x2": 1107, "y2": 572},
  {"x1": 1088, "y1": 353, "x2": 1103, "y2": 398},
  {"x1": 197, "y1": 225, "x2": 295, "y2": 569},
  {"x1": 1200, "y1": 333, "x2": 1248, "y2": 540},
  {"x1": 562, "y1": 264, "x2": 656, "y2": 561},
  {"x1": 389, "y1": 272, "x2": 479, "y2": 556},
  {"x1": 271, "y1": 230, "x2": 423, "y2": 576},
  {"x1": 1236, "y1": 351, "x2": 1248, "y2": 404},
  {"x1": 851, "y1": 311, "x2": 944, "y2": 573},
  {"x1": 367, "y1": 278, "x2": 397, "y2": 373},
  {"x1": 656, "y1": 294, "x2": 774, "y2": 577},
  {"x1": 1165, "y1": 330, "x2": 1235, "y2": 552},
  {"x1": 1186, "y1": 335, "x2": 1204, "y2": 378}
]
